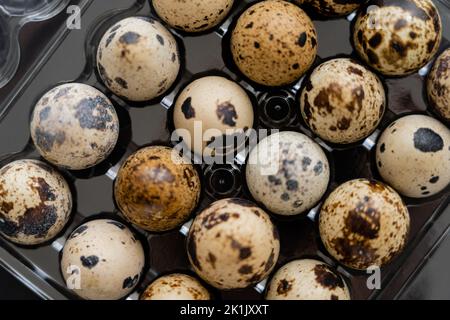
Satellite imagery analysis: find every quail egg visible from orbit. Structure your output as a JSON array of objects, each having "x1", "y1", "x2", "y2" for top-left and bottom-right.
[
  {"x1": 376, "y1": 115, "x2": 450, "y2": 198},
  {"x1": 295, "y1": 0, "x2": 362, "y2": 17},
  {"x1": 187, "y1": 198, "x2": 280, "y2": 289},
  {"x1": 353, "y1": 0, "x2": 442, "y2": 76},
  {"x1": 300, "y1": 58, "x2": 386, "y2": 144},
  {"x1": 231, "y1": 0, "x2": 317, "y2": 86},
  {"x1": 30, "y1": 83, "x2": 119, "y2": 170},
  {"x1": 141, "y1": 274, "x2": 210, "y2": 300},
  {"x1": 0, "y1": 160, "x2": 72, "y2": 245},
  {"x1": 173, "y1": 76, "x2": 254, "y2": 156},
  {"x1": 152, "y1": 0, "x2": 234, "y2": 33},
  {"x1": 427, "y1": 48, "x2": 450, "y2": 122},
  {"x1": 97, "y1": 17, "x2": 180, "y2": 101},
  {"x1": 319, "y1": 179, "x2": 410, "y2": 270},
  {"x1": 246, "y1": 131, "x2": 330, "y2": 216},
  {"x1": 266, "y1": 259, "x2": 351, "y2": 300},
  {"x1": 114, "y1": 146, "x2": 201, "y2": 232},
  {"x1": 61, "y1": 219, "x2": 145, "y2": 300}
]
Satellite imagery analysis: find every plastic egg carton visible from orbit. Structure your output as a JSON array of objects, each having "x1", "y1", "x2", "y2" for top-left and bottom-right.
[{"x1": 0, "y1": 0, "x2": 449, "y2": 300}]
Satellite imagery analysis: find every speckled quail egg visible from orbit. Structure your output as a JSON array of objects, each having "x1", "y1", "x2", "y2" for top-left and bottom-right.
[
  {"x1": 319, "y1": 179, "x2": 410, "y2": 270},
  {"x1": 0, "y1": 160, "x2": 72, "y2": 245},
  {"x1": 97, "y1": 17, "x2": 180, "y2": 101},
  {"x1": 187, "y1": 198, "x2": 280, "y2": 289},
  {"x1": 427, "y1": 48, "x2": 450, "y2": 122},
  {"x1": 141, "y1": 274, "x2": 210, "y2": 300},
  {"x1": 246, "y1": 131, "x2": 330, "y2": 216},
  {"x1": 353, "y1": 0, "x2": 442, "y2": 76},
  {"x1": 30, "y1": 83, "x2": 119, "y2": 170},
  {"x1": 300, "y1": 58, "x2": 386, "y2": 144},
  {"x1": 152, "y1": 0, "x2": 234, "y2": 33},
  {"x1": 231, "y1": 0, "x2": 317, "y2": 86},
  {"x1": 266, "y1": 259, "x2": 351, "y2": 300},
  {"x1": 173, "y1": 76, "x2": 254, "y2": 156},
  {"x1": 376, "y1": 115, "x2": 450, "y2": 198},
  {"x1": 295, "y1": 0, "x2": 362, "y2": 17},
  {"x1": 61, "y1": 219, "x2": 145, "y2": 300},
  {"x1": 114, "y1": 146, "x2": 201, "y2": 232}
]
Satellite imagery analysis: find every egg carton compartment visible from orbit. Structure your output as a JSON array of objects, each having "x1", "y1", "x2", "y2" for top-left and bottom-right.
[{"x1": 0, "y1": 0, "x2": 449, "y2": 300}]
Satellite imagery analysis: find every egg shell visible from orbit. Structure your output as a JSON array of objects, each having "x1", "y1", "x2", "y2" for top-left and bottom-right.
[
  {"x1": 319, "y1": 179, "x2": 410, "y2": 270},
  {"x1": 266, "y1": 259, "x2": 351, "y2": 300},
  {"x1": 0, "y1": 160, "x2": 72, "y2": 245},
  {"x1": 427, "y1": 48, "x2": 450, "y2": 122},
  {"x1": 294, "y1": 0, "x2": 362, "y2": 17},
  {"x1": 61, "y1": 219, "x2": 145, "y2": 300},
  {"x1": 187, "y1": 198, "x2": 280, "y2": 289},
  {"x1": 300, "y1": 58, "x2": 386, "y2": 144},
  {"x1": 30, "y1": 83, "x2": 119, "y2": 170},
  {"x1": 376, "y1": 115, "x2": 450, "y2": 198},
  {"x1": 97, "y1": 17, "x2": 180, "y2": 101},
  {"x1": 114, "y1": 146, "x2": 201, "y2": 232},
  {"x1": 152, "y1": 0, "x2": 234, "y2": 33},
  {"x1": 353, "y1": 0, "x2": 442, "y2": 76},
  {"x1": 141, "y1": 273, "x2": 210, "y2": 300},
  {"x1": 246, "y1": 131, "x2": 330, "y2": 216},
  {"x1": 231, "y1": 0, "x2": 317, "y2": 86}
]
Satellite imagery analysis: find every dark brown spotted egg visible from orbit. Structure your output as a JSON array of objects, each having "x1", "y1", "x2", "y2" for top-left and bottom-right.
[
  {"x1": 0, "y1": 160, "x2": 72, "y2": 245},
  {"x1": 294, "y1": 0, "x2": 362, "y2": 17},
  {"x1": 141, "y1": 274, "x2": 210, "y2": 300},
  {"x1": 427, "y1": 48, "x2": 450, "y2": 122},
  {"x1": 97, "y1": 17, "x2": 180, "y2": 101},
  {"x1": 319, "y1": 179, "x2": 410, "y2": 270},
  {"x1": 61, "y1": 219, "x2": 145, "y2": 300},
  {"x1": 376, "y1": 115, "x2": 450, "y2": 198},
  {"x1": 231, "y1": 0, "x2": 317, "y2": 86},
  {"x1": 353, "y1": 0, "x2": 442, "y2": 76},
  {"x1": 300, "y1": 58, "x2": 386, "y2": 144},
  {"x1": 187, "y1": 198, "x2": 280, "y2": 290},
  {"x1": 266, "y1": 259, "x2": 351, "y2": 300},
  {"x1": 30, "y1": 83, "x2": 119, "y2": 170},
  {"x1": 114, "y1": 146, "x2": 201, "y2": 232},
  {"x1": 152, "y1": 0, "x2": 234, "y2": 33}
]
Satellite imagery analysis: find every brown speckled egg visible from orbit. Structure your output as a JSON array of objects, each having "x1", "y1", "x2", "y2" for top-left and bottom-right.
[
  {"x1": 152, "y1": 0, "x2": 234, "y2": 33},
  {"x1": 246, "y1": 131, "x2": 330, "y2": 216},
  {"x1": 295, "y1": 0, "x2": 362, "y2": 17},
  {"x1": 187, "y1": 198, "x2": 280, "y2": 289},
  {"x1": 353, "y1": 0, "x2": 442, "y2": 76},
  {"x1": 427, "y1": 48, "x2": 450, "y2": 122},
  {"x1": 0, "y1": 160, "x2": 72, "y2": 245},
  {"x1": 231, "y1": 0, "x2": 317, "y2": 86},
  {"x1": 141, "y1": 274, "x2": 210, "y2": 300},
  {"x1": 173, "y1": 76, "x2": 254, "y2": 156},
  {"x1": 114, "y1": 146, "x2": 201, "y2": 232},
  {"x1": 61, "y1": 219, "x2": 145, "y2": 300},
  {"x1": 266, "y1": 259, "x2": 351, "y2": 300},
  {"x1": 376, "y1": 115, "x2": 450, "y2": 198},
  {"x1": 97, "y1": 17, "x2": 180, "y2": 101},
  {"x1": 319, "y1": 179, "x2": 410, "y2": 270},
  {"x1": 30, "y1": 83, "x2": 119, "y2": 170},
  {"x1": 300, "y1": 58, "x2": 386, "y2": 144}
]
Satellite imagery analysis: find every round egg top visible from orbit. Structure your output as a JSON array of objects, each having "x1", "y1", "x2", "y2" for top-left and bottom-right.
[
  {"x1": 427, "y1": 48, "x2": 450, "y2": 122},
  {"x1": 152, "y1": 0, "x2": 234, "y2": 33},
  {"x1": 246, "y1": 131, "x2": 330, "y2": 216},
  {"x1": 266, "y1": 259, "x2": 351, "y2": 300},
  {"x1": 0, "y1": 160, "x2": 72, "y2": 245},
  {"x1": 187, "y1": 198, "x2": 280, "y2": 290},
  {"x1": 301, "y1": 58, "x2": 386, "y2": 144},
  {"x1": 295, "y1": 0, "x2": 362, "y2": 17},
  {"x1": 353, "y1": 0, "x2": 442, "y2": 76},
  {"x1": 97, "y1": 17, "x2": 180, "y2": 101},
  {"x1": 376, "y1": 115, "x2": 450, "y2": 198},
  {"x1": 319, "y1": 179, "x2": 410, "y2": 270},
  {"x1": 231, "y1": 0, "x2": 317, "y2": 86},
  {"x1": 61, "y1": 219, "x2": 145, "y2": 300},
  {"x1": 173, "y1": 76, "x2": 254, "y2": 156},
  {"x1": 30, "y1": 83, "x2": 119, "y2": 170},
  {"x1": 114, "y1": 146, "x2": 201, "y2": 232},
  {"x1": 141, "y1": 274, "x2": 210, "y2": 300}
]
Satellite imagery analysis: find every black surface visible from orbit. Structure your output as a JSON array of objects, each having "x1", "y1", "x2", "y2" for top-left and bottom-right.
[{"x1": 0, "y1": 268, "x2": 39, "y2": 300}]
